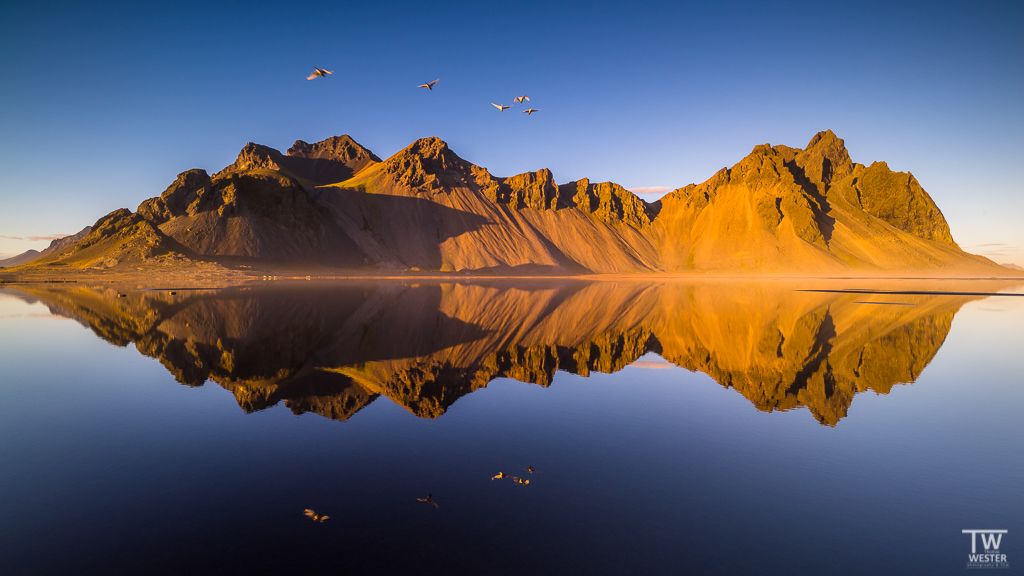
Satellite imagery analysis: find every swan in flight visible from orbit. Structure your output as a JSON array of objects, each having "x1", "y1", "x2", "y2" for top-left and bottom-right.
[
  {"x1": 306, "y1": 68, "x2": 333, "y2": 80},
  {"x1": 521, "y1": 108, "x2": 540, "y2": 115},
  {"x1": 417, "y1": 494, "x2": 439, "y2": 508},
  {"x1": 417, "y1": 79, "x2": 440, "y2": 90},
  {"x1": 514, "y1": 95, "x2": 530, "y2": 103},
  {"x1": 492, "y1": 103, "x2": 511, "y2": 111}
]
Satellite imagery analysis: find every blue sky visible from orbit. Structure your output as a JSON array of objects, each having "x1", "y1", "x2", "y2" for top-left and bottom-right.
[{"x1": 1, "y1": 0, "x2": 1022, "y2": 264}]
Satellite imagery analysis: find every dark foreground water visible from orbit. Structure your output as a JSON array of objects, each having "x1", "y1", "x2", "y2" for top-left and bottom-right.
[{"x1": 0, "y1": 279, "x2": 1021, "y2": 575}]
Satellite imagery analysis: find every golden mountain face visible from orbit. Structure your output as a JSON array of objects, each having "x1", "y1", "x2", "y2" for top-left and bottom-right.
[
  {"x1": 11, "y1": 279, "x2": 1011, "y2": 426},
  {"x1": 5, "y1": 131, "x2": 1016, "y2": 279}
]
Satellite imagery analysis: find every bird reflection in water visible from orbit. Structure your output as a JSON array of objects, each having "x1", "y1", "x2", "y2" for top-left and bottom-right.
[{"x1": 303, "y1": 509, "x2": 329, "y2": 522}]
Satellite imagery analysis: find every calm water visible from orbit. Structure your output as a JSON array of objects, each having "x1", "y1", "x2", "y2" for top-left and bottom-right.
[{"x1": 1, "y1": 280, "x2": 1022, "y2": 575}]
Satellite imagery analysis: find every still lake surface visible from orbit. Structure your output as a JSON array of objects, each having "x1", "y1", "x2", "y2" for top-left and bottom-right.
[{"x1": 1, "y1": 279, "x2": 1021, "y2": 575}]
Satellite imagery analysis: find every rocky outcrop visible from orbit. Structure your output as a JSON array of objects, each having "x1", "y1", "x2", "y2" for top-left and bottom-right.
[
  {"x1": 285, "y1": 135, "x2": 381, "y2": 183},
  {"x1": 491, "y1": 168, "x2": 560, "y2": 210},
  {"x1": 139, "y1": 168, "x2": 364, "y2": 264},
  {"x1": 559, "y1": 179, "x2": 653, "y2": 228},
  {"x1": 835, "y1": 161, "x2": 955, "y2": 244},
  {"x1": 216, "y1": 135, "x2": 381, "y2": 186}
]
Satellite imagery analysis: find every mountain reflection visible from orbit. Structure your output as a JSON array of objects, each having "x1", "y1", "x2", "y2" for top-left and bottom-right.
[{"x1": 9, "y1": 280, "x2": 992, "y2": 426}]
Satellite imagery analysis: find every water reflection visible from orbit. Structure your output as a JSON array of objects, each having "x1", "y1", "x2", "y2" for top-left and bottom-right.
[{"x1": 6, "y1": 280, "x2": 1010, "y2": 426}]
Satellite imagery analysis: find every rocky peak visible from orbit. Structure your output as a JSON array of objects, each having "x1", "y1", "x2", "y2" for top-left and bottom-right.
[
  {"x1": 287, "y1": 135, "x2": 380, "y2": 165},
  {"x1": 381, "y1": 137, "x2": 473, "y2": 191},
  {"x1": 492, "y1": 168, "x2": 559, "y2": 210},
  {"x1": 138, "y1": 169, "x2": 214, "y2": 224},
  {"x1": 215, "y1": 143, "x2": 286, "y2": 178},
  {"x1": 793, "y1": 130, "x2": 853, "y2": 193}
]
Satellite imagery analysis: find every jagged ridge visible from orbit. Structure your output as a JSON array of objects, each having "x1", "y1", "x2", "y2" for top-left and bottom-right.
[{"x1": 6, "y1": 130, "x2": 1012, "y2": 276}]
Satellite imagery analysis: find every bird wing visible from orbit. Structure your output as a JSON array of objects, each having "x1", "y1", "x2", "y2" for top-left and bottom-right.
[
  {"x1": 306, "y1": 73, "x2": 318, "y2": 80},
  {"x1": 523, "y1": 96, "x2": 530, "y2": 101},
  {"x1": 304, "y1": 509, "x2": 316, "y2": 517},
  {"x1": 319, "y1": 515, "x2": 329, "y2": 521},
  {"x1": 322, "y1": 69, "x2": 333, "y2": 75},
  {"x1": 428, "y1": 79, "x2": 439, "y2": 87},
  {"x1": 492, "y1": 103, "x2": 501, "y2": 109}
]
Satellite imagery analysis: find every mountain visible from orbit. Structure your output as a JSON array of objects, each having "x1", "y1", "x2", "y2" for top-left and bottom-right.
[
  {"x1": 8, "y1": 279, "x2": 1001, "y2": 426},
  {"x1": 0, "y1": 250, "x2": 39, "y2": 268},
  {"x1": 3, "y1": 131, "x2": 1014, "y2": 277},
  {"x1": 1002, "y1": 263, "x2": 1024, "y2": 271},
  {"x1": 0, "y1": 226, "x2": 90, "y2": 268}
]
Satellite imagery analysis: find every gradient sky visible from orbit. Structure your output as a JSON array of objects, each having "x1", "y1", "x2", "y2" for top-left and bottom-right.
[{"x1": 1, "y1": 0, "x2": 1022, "y2": 264}]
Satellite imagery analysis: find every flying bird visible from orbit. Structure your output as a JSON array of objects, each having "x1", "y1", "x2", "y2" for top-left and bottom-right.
[
  {"x1": 492, "y1": 472, "x2": 509, "y2": 480},
  {"x1": 492, "y1": 103, "x2": 511, "y2": 111},
  {"x1": 303, "y1": 509, "x2": 329, "y2": 522},
  {"x1": 521, "y1": 108, "x2": 540, "y2": 115},
  {"x1": 512, "y1": 477, "x2": 530, "y2": 485},
  {"x1": 417, "y1": 79, "x2": 440, "y2": 90},
  {"x1": 514, "y1": 95, "x2": 530, "y2": 103},
  {"x1": 417, "y1": 494, "x2": 439, "y2": 508},
  {"x1": 306, "y1": 68, "x2": 333, "y2": 80},
  {"x1": 522, "y1": 466, "x2": 540, "y2": 474}
]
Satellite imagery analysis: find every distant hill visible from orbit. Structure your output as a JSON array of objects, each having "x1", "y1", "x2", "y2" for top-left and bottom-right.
[
  {"x1": 0, "y1": 226, "x2": 90, "y2": 268},
  {"x1": 0, "y1": 250, "x2": 40, "y2": 268},
  {"x1": 1002, "y1": 263, "x2": 1024, "y2": 271},
  {"x1": 5, "y1": 131, "x2": 1015, "y2": 276}
]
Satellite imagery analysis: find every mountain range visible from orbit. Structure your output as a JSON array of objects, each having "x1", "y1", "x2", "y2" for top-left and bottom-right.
[{"x1": 2, "y1": 130, "x2": 1016, "y2": 277}]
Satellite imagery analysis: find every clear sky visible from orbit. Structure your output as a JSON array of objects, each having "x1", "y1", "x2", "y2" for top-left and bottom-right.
[{"x1": 1, "y1": 0, "x2": 1021, "y2": 265}]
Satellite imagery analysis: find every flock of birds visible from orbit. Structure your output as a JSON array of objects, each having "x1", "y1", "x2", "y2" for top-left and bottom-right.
[
  {"x1": 308, "y1": 69, "x2": 540, "y2": 115},
  {"x1": 303, "y1": 465, "x2": 541, "y2": 520}
]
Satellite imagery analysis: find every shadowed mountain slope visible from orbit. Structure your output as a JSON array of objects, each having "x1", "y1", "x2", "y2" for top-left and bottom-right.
[{"x1": 5, "y1": 131, "x2": 1012, "y2": 277}]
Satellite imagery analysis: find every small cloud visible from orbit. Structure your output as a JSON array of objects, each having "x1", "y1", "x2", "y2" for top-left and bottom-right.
[
  {"x1": 974, "y1": 243, "x2": 1009, "y2": 247},
  {"x1": 0, "y1": 234, "x2": 70, "y2": 242},
  {"x1": 628, "y1": 186, "x2": 672, "y2": 194}
]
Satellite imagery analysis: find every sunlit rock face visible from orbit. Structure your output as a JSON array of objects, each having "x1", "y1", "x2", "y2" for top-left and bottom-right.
[{"x1": 13, "y1": 279, "x2": 995, "y2": 426}]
